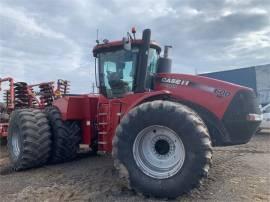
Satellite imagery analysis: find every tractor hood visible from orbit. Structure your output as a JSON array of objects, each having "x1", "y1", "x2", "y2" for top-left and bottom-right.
[{"x1": 154, "y1": 73, "x2": 255, "y2": 119}]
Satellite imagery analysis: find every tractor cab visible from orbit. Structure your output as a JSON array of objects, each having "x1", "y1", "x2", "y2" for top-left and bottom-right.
[{"x1": 93, "y1": 29, "x2": 171, "y2": 98}]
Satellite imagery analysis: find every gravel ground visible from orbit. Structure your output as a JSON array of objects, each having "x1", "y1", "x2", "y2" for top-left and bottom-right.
[{"x1": 0, "y1": 133, "x2": 269, "y2": 202}]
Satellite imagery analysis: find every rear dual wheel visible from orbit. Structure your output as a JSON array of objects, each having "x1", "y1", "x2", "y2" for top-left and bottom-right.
[
  {"x1": 113, "y1": 101, "x2": 212, "y2": 198},
  {"x1": 7, "y1": 107, "x2": 81, "y2": 170},
  {"x1": 7, "y1": 109, "x2": 51, "y2": 170}
]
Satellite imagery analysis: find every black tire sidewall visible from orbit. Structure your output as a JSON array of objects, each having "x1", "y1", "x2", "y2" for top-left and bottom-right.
[
  {"x1": 45, "y1": 107, "x2": 80, "y2": 163},
  {"x1": 7, "y1": 109, "x2": 51, "y2": 170},
  {"x1": 7, "y1": 111, "x2": 24, "y2": 166}
]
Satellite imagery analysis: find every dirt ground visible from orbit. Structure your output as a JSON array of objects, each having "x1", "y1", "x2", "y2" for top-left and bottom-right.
[{"x1": 0, "y1": 133, "x2": 269, "y2": 202}]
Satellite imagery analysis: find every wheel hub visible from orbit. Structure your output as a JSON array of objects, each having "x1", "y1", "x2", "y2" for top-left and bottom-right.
[
  {"x1": 133, "y1": 125, "x2": 185, "y2": 179},
  {"x1": 154, "y1": 139, "x2": 170, "y2": 155}
]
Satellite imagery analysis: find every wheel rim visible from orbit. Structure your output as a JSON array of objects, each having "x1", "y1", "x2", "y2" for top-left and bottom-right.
[
  {"x1": 11, "y1": 131, "x2": 20, "y2": 158},
  {"x1": 133, "y1": 125, "x2": 185, "y2": 179}
]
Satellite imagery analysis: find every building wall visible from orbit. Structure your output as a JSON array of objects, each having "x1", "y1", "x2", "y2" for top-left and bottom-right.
[
  {"x1": 201, "y1": 64, "x2": 270, "y2": 105},
  {"x1": 255, "y1": 64, "x2": 270, "y2": 104},
  {"x1": 201, "y1": 67, "x2": 257, "y2": 91}
]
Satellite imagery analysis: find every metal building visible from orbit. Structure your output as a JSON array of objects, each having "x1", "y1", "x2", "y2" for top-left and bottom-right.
[{"x1": 201, "y1": 64, "x2": 270, "y2": 105}]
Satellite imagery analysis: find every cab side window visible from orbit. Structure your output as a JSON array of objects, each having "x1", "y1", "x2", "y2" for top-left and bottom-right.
[{"x1": 145, "y1": 48, "x2": 159, "y2": 89}]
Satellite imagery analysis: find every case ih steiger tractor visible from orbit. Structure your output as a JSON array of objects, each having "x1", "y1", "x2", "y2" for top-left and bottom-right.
[{"x1": 7, "y1": 29, "x2": 261, "y2": 198}]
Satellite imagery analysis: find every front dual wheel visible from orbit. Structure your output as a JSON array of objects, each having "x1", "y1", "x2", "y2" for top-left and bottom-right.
[{"x1": 113, "y1": 100, "x2": 213, "y2": 198}]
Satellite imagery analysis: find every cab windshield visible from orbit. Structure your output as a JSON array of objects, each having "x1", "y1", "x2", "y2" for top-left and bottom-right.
[{"x1": 98, "y1": 47, "x2": 159, "y2": 98}]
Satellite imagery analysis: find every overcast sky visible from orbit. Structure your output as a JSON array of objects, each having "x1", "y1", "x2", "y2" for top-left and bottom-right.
[{"x1": 0, "y1": 0, "x2": 269, "y2": 93}]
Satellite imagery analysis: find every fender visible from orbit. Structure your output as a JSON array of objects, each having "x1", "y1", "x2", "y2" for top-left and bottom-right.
[
  {"x1": 53, "y1": 94, "x2": 99, "y2": 121},
  {"x1": 117, "y1": 89, "x2": 232, "y2": 146},
  {"x1": 112, "y1": 90, "x2": 172, "y2": 117}
]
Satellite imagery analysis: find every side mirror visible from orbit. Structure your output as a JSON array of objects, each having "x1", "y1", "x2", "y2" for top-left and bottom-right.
[{"x1": 123, "y1": 37, "x2": 131, "y2": 51}]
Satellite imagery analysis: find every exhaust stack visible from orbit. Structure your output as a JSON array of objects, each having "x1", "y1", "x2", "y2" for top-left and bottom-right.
[
  {"x1": 134, "y1": 29, "x2": 151, "y2": 93},
  {"x1": 157, "y1": 45, "x2": 172, "y2": 73}
]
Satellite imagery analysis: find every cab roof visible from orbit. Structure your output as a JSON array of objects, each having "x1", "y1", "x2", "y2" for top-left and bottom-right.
[{"x1": 93, "y1": 39, "x2": 161, "y2": 57}]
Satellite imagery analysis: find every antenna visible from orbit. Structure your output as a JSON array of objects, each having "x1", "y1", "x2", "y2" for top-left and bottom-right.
[
  {"x1": 92, "y1": 82, "x2": 95, "y2": 93},
  {"x1": 96, "y1": 29, "x2": 99, "y2": 44}
]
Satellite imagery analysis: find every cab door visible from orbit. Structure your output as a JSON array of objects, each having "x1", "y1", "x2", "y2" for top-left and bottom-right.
[{"x1": 98, "y1": 49, "x2": 138, "y2": 99}]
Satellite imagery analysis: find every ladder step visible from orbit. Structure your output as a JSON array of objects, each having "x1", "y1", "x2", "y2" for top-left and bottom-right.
[
  {"x1": 98, "y1": 113, "x2": 108, "y2": 116},
  {"x1": 98, "y1": 141, "x2": 107, "y2": 145},
  {"x1": 98, "y1": 122, "x2": 108, "y2": 125},
  {"x1": 99, "y1": 105, "x2": 109, "y2": 109}
]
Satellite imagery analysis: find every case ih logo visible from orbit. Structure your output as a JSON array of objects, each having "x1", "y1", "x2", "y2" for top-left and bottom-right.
[{"x1": 161, "y1": 78, "x2": 190, "y2": 86}]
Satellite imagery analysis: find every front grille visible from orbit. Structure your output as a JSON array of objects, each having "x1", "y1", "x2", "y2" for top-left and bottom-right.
[
  {"x1": 223, "y1": 90, "x2": 260, "y2": 121},
  {"x1": 221, "y1": 89, "x2": 261, "y2": 145}
]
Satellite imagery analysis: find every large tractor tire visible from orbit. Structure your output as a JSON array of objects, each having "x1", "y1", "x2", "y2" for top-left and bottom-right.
[
  {"x1": 112, "y1": 101, "x2": 212, "y2": 198},
  {"x1": 45, "y1": 106, "x2": 81, "y2": 163},
  {"x1": 7, "y1": 109, "x2": 52, "y2": 170}
]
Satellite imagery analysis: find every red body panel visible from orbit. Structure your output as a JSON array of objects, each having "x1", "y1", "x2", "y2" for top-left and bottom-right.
[{"x1": 53, "y1": 95, "x2": 99, "y2": 145}]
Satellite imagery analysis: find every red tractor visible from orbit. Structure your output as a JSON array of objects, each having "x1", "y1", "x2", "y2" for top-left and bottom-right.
[{"x1": 7, "y1": 29, "x2": 261, "y2": 198}]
